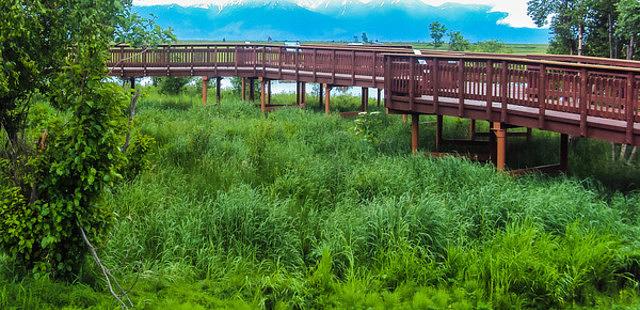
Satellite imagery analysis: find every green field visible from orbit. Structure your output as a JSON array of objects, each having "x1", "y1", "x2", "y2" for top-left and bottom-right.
[{"x1": 2, "y1": 86, "x2": 639, "y2": 309}]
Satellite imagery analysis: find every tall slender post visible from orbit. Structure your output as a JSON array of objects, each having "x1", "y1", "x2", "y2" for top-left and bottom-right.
[
  {"x1": 129, "y1": 77, "x2": 135, "y2": 91},
  {"x1": 296, "y1": 82, "x2": 301, "y2": 105},
  {"x1": 319, "y1": 84, "x2": 324, "y2": 105},
  {"x1": 436, "y1": 115, "x2": 443, "y2": 151},
  {"x1": 260, "y1": 78, "x2": 266, "y2": 113},
  {"x1": 267, "y1": 80, "x2": 272, "y2": 106},
  {"x1": 215, "y1": 77, "x2": 222, "y2": 105},
  {"x1": 377, "y1": 89, "x2": 382, "y2": 107},
  {"x1": 249, "y1": 78, "x2": 255, "y2": 101},
  {"x1": 324, "y1": 83, "x2": 331, "y2": 115},
  {"x1": 411, "y1": 114, "x2": 420, "y2": 154},
  {"x1": 560, "y1": 133, "x2": 569, "y2": 171},
  {"x1": 361, "y1": 87, "x2": 369, "y2": 112},
  {"x1": 493, "y1": 122, "x2": 506, "y2": 171},
  {"x1": 300, "y1": 82, "x2": 306, "y2": 108},
  {"x1": 241, "y1": 78, "x2": 246, "y2": 101},
  {"x1": 201, "y1": 76, "x2": 208, "y2": 106}
]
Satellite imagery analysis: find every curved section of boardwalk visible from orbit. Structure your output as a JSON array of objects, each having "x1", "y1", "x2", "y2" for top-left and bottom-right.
[{"x1": 108, "y1": 44, "x2": 640, "y2": 153}]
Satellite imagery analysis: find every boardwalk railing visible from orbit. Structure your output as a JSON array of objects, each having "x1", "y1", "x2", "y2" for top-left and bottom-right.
[
  {"x1": 108, "y1": 44, "x2": 412, "y2": 88},
  {"x1": 384, "y1": 54, "x2": 640, "y2": 145}
]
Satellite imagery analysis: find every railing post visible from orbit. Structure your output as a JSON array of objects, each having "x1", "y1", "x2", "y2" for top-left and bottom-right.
[
  {"x1": 385, "y1": 56, "x2": 392, "y2": 109},
  {"x1": 626, "y1": 72, "x2": 636, "y2": 144},
  {"x1": 313, "y1": 48, "x2": 318, "y2": 82},
  {"x1": 458, "y1": 59, "x2": 465, "y2": 117},
  {"x1": 295, "y1": 47, "x2": 299, "y2": 81},
  {"x1": 351, "y1": 50, "x2": 356, "y2": 84},
  {"x1": 485, "y1": 60, "x2": 494, "y2": 120},
  {"x1": 214, "y1": 46, "x2": 218, "y2": 76},
  {"x1": 538, "y1": 64, "x2": 547, "y2": 129},
  {"x1": 253, "y1": 46, "x2": 258, "y2": 77},
  {"x1": 409, "y1": 58, "x2": 415, "y2": 111},
  {"x1": 234, "y1": 46, "x2": 239, "y2": 76},
  {"x1": 278, "y1": 47, "x2": 283, "y2": 79},
  {"x1": 433, "y1": 58, "x2": 440, "y2": 114},
  {"x1": 332, "y1": 49, "x2": 337, "y2": 84},
  {"x1": 501, "y1": 61, "x2": 508, "y2": 123},
  {"x1": 262, "y1": 46, "x2": 267, "y2": 76},
  {"x1": 580, "y1": 68, "x2": 588, "y2": 136}
]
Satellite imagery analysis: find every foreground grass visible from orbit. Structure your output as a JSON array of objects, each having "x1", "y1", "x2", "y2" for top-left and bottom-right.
[{"x1": 2, "y1": 89, "x2": 640, "y2": 309}]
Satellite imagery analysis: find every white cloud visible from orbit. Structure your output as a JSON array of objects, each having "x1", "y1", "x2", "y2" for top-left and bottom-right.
[{"x1": 132, "y1": 0, "x2": 539, "y2": 28}]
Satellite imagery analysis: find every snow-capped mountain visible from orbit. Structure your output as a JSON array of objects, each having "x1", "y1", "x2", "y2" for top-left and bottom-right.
[{"x1": 132, "y1": 1, "x2": 549, "y2": 43}]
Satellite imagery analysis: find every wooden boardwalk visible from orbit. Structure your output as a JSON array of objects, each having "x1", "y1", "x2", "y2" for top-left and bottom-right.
[{"x1": 108, "y1": 44, "x2": 640, "y2": 170}]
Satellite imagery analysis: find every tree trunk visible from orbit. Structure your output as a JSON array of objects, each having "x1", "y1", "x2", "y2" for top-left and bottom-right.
[
  {"x1": 608, "y1": 14, "x2": 614, "y2": 59},
  {"x1": 578, "y1": 24, "x2": 584, "y2": 56},
  {"x1": 628, "y1": 35, "x2": 635, "y2": 60},
  {"x1": 620, "y1": 144, "x2": 628, "y2": 161}
]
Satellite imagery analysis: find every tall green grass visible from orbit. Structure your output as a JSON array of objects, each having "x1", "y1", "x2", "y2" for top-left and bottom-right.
[{"x1": 1, "y1": 87, "x2": 640, "y2": 309}]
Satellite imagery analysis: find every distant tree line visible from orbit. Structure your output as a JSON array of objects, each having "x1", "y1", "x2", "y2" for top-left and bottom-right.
[{"x1": 428, "y1": 22, "x2": 512, "y2": 53}]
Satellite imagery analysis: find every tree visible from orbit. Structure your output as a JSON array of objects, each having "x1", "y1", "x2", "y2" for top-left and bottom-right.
[
  {"x1": 448, "y1": 31, "x2": 470, "y2": 51},
  {"x1": 617, "y1": 0, "x2": 640, "y2": 60},
  {"x1": 429, "y1": 22, "x2": 447, "y2": 48},
  {"x1": 154, "y1": 77, "x2": 193, "y2": 95},
  {"x1": 0, "y1": 0, "x2": 173, "y2": 280},
  {"x1": 362, "y1": 32, "x2": 369, "y2": 44},
  {"x1": 527, "y1": 0, "x2": 590, "y2": 55}
]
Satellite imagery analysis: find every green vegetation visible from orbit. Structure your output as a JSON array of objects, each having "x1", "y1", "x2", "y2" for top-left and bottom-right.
[{"x1": 2, "y1": 87, "x2": 640, "y2": 308}]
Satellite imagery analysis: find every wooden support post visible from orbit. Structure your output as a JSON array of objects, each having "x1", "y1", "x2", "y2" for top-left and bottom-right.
[
  {"x1": 215, "y1": 77, "x2": 221, "y2": 105},
  {"x1": 377, "y1": 89, "x2": 382, "y2": 107},
  {"x1": 324, "y1": 84, "x2": 331, "y2": 115},
  {"x1": 241, "y1": 78, "x2": 246, "y2": 101},
  {"x1": 469, "y1": 119, "x2": 477, "y2": 140},
  {"x1": 296, "y1": 81, "x2": 301, "y2": 105},
  {"x1": 526, "y1": 128, "x2": 533, "y2": 142},
  {"x1": 129, "y1": 77, "x2": 135, "y2": 91},
  {"x1": 319, "y1": 84, "x2": 324, "y2": 105},
  {"x1": 249, "y1": 78, "x2": 255, "y2": 101},
  {"x1": 493, "y1": 122, "x2": 506, "y2": 171},
  {"x1": 201, "y1": 76, "x2": 208, "y2": 106},
  {"x1": 436, "y1": 115, "x2": 443, "y2": 151},
  {"x1": 402, "y1": 114, "x2": 407, "y2": 124},
  {"x1": 411, "y1": 114, "x2": 420, "y2": 154},
  {"x1": 361, "y1": 87, "x2": 369, "y2": 112},
  {"x1": 300, "y1": 82, "x2": 306, "y2": 108},
  {"x1": 260, "y1": 78, "x2": 266, "y2": 113},
  {"x1": 560, "y1": 133, "x2": 569, "y2": 171},
  {"x1": 268, "y1": 80, "x2": 272, "y2": 106}
]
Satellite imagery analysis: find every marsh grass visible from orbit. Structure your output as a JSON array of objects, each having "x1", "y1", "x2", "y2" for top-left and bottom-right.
[{"x1": 2, "y1": 87, "x2": 640, "y2": 309}]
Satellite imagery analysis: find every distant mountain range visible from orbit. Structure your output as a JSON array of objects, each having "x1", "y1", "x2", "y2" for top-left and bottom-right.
[{"x1": 133, "y1": 1, "x2": 550, "y2": 44}]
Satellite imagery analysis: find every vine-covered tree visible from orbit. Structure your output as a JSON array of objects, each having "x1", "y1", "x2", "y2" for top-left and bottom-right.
[
  {"x1": 429, "y1": 21, "x2": 447, "y2": 48},
  {"x1": 0, "y1": 0, "x2": 173, "y2": 280}
]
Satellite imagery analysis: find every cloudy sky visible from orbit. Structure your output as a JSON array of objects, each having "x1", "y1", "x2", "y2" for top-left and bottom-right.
[{"x1": 132, "y1": 0, "x2": 538, "y2": 28}]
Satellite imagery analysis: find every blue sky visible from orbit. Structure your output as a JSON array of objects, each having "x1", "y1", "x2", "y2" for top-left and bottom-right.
[{"x1": 132, "y1": 0, "x2": 540, "y2": 28}]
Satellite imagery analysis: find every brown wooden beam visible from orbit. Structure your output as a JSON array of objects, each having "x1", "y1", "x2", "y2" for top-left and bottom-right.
[
  {"x1": 560, "y1": 133, "x2": 569, "y2": 171},
  {"x1": 493, "y1": 122, "x2": 507, "y2": 171},
  {"x1": 318, "y1": 84, "x2": 324, "y2": 105},
  {"x1": 249, "y1": 78, "x2": 255, "y2": 101},
  {"x1": 411, "y1": 114, "x2": 420, "y2": 154},
  {"x1": 324, "y1": 83, "x2": 331, "y2": 115},
  {"x1": 241, "y1": 78, "x2": 246, "y2": 101},
  {"x1": 215, "y1": 77, "x2": 221, "y2": 105},
  {"x1": 201, "y1": 76, "x2": 208, "y2": 106},
  {"x1": 260, "y1": 78, "x2": 266, "y2": 113}
]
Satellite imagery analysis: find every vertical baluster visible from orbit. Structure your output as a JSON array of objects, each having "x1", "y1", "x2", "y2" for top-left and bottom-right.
[{"x1": 385, "y1": 56, "x2": 391, "y2": 109}]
